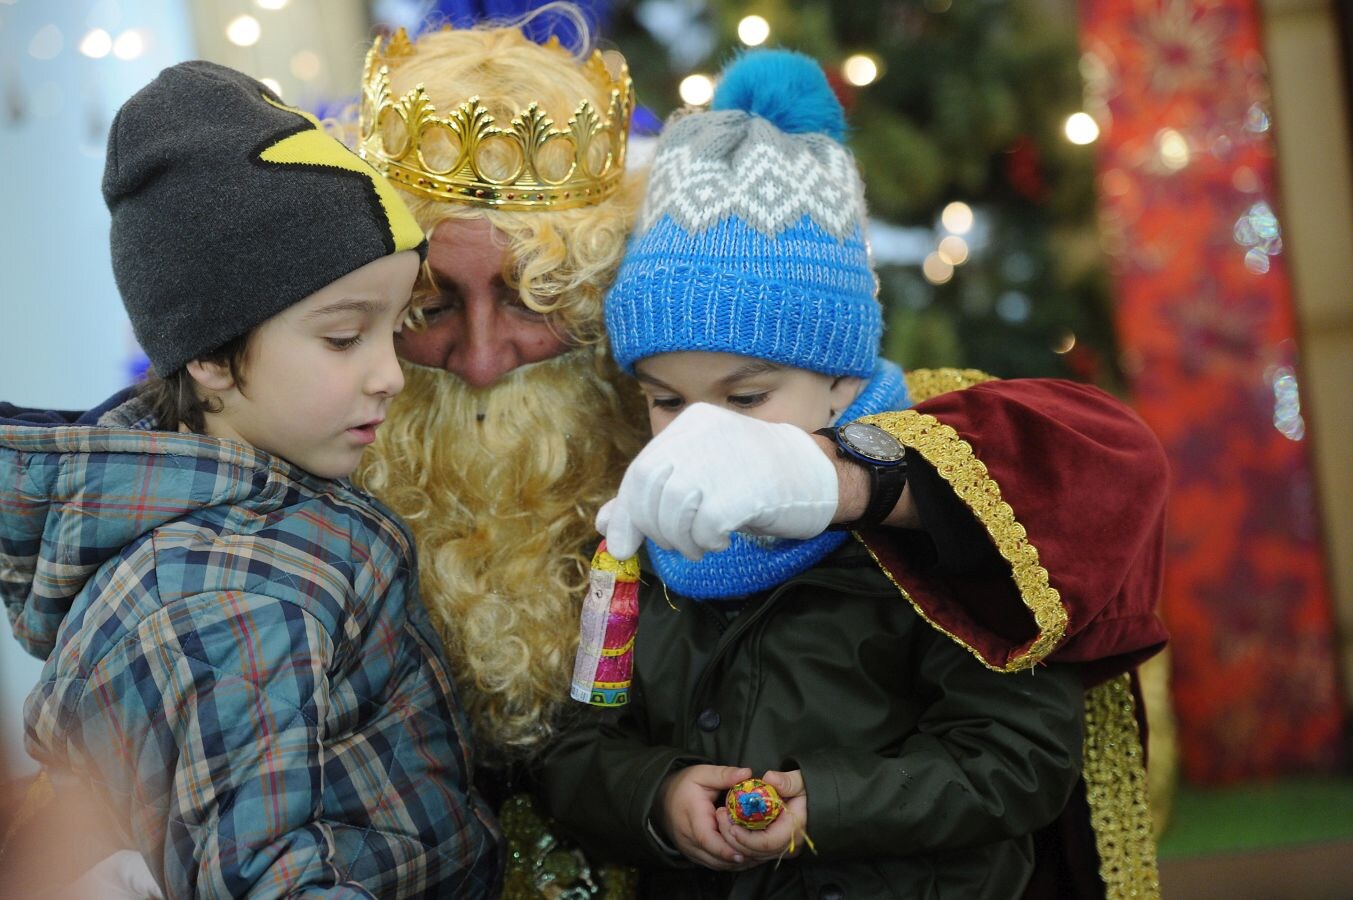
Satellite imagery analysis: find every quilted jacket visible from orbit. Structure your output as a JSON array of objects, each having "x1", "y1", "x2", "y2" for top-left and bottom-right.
[{"x1": 0, "y1": 391, "x2": 501, "y2": 898}]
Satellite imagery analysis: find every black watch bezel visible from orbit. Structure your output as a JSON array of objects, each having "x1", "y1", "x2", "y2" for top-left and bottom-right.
[
  {"x1": 816, "y1": 424, "x2": 908, "y2": 531},
  {"x1": 835, "y1": 422, "x2": 906, "y2": 465}
]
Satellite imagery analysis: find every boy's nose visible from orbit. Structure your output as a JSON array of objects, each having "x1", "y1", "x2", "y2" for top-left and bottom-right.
[{"x1": 369, "y1": 340, "x2": 406, "y2": 397}]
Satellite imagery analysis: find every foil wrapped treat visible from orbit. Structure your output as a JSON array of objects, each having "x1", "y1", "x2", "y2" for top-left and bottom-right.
[{"x1": 725, "y1": 778, "x2": 784, "y2": 830}]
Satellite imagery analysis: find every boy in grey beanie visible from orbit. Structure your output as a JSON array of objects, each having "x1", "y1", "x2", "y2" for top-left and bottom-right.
[{"x1": 0, "y1": 61, "x2": 501, "y2": 896}]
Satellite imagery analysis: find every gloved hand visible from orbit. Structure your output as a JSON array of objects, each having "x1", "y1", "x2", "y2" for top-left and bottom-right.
[
  {"x1": 64, "y1": 850, "x2": 164, "y2": 900},
  {"x1": 597, "y1": 403, "x2": 838, "y2": 560}
]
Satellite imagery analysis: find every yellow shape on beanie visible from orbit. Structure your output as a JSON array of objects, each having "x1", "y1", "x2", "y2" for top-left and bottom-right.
[{"x1": 258, "y1": 93, "x2": 424, "y2": 255}]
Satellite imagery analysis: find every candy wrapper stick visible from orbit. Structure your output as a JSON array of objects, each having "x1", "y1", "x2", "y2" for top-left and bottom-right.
[{"x1": 570, "y1": 542, "x2": 640, "y2": 706}]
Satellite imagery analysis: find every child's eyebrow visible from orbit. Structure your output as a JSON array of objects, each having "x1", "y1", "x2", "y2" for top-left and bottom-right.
[
  {"x1": 301, "y1": 299, "x2": 384, "y2": 320},
  {"x1": 633, "y1": 360, "x2": 783, "y2": 391},
  {"x1": 632, "y1": 368, "x2": 670, "y2": 389},
  {"x1": 717, "y1": 360, "x2": 783, "y2": 385}
]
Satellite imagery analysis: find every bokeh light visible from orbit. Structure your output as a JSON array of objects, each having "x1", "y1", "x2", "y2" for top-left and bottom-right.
[
  {"x1": 112, "y1": 28, "x2": 143, "y2": 60},
  {"x1": 937, "y1": 235, "x2": 970, "y2": 266},
  {"x1": 922, "y1": 252, "x2": 954, "y2": 285},
  {"x1": 1064, "y1": 112, "x2": 1100, "y2": 145},
  {"x1": 842, "y1": 54, "x2": 879, "y2": 87},
  {"x1": 226, "y1": 14, "x2": 261, "y2": 47},
  {"x1": 79, "y1": 28, "x2": 112, "y2": 59},
  {"x1": 737, "y1": 15, "x2": 769, "y2": 47},
  {"x1": 941, "y1": 201, "x2": 974, "y2": 235},
  {"x1": 679, "y1": 73, "x2": 714, "y2": 106}
]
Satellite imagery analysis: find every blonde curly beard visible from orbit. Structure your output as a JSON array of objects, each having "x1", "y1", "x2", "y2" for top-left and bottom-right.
[{"x1": 353, "y1": 347, "x2": 647, "y2": 762}]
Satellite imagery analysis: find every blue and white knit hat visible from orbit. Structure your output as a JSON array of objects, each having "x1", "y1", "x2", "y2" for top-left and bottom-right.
[{"x1": 605, "y1": 49, "x2": 881, "y2": 378}]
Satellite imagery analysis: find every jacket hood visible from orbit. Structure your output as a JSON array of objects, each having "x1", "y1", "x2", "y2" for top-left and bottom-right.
[{"x1": 0, "y1": 389, "x2": 289, "y2": 659}]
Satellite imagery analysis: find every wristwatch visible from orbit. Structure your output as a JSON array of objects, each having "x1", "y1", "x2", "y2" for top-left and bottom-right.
[{"x1": 815, "y1": 422, "x2": 908, "y2": 530}]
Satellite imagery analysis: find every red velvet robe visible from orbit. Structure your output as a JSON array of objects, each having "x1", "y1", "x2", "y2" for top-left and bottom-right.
[
  {"x1": 861, "y1": 375, "x2": 1169, "y2": 684},
  {"x1": 860, "y1": 372, "x2": 1169, "y2": 899}
]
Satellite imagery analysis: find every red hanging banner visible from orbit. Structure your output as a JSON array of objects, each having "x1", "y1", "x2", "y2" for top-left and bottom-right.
[{"x1": 1079, "y1": 0, "x2": 1343, "y2": 782}]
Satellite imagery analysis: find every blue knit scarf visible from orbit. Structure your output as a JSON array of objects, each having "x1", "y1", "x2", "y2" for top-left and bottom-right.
[{"x1": 647, "y1": 360, "x2": 910, "y2": 600}]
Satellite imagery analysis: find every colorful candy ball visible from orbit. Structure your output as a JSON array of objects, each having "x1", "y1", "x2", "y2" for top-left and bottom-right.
[{"x1": 726, "y1": 778, "x2": 784, "y2": 830}]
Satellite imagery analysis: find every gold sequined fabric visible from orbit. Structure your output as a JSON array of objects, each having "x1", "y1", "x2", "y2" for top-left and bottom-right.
[
  {"x1": 500, "y1": 793, "x2": 638, "y2": 900},
  {"x1": 1084, "y1": 675, "x2": 1162, "y2": 899}
]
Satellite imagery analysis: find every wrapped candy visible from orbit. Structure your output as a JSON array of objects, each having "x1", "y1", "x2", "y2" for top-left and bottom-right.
[
  {"x1": 570, "y1": 543, "x2": 640, "y2": 706},
  {"x1": 725, "y1": 778, "x2": 784, "y2": 830}
]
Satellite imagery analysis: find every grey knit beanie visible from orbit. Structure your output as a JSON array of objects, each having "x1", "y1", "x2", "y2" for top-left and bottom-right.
[{"x1": 104, "y1": 60, "x2": 427, "y2": 375}]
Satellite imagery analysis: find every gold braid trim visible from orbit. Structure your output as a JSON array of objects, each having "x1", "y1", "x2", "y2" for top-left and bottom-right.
[
  {"x1": 904, "y1": 367, "x2": 998, "y2": 400},
  {"x1": 1084, "y1": 675, "x2": 1162, "y2": 899},
  {"x1": 856, "y1": 408, "x2": 1068, "y2": 671}
]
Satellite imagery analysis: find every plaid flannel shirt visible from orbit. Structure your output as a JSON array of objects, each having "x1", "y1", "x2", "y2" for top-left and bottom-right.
[{"x1": 0, "y1": 393, "x2": 501, "y2": 898}]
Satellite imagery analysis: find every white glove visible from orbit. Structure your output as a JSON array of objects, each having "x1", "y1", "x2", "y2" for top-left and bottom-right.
[
  {"x1": 597, "y1": 403, "x2": 838, "y2": 560},
  {"x1": 64, "y1": 850, "x2": 164, "y2": 900}
]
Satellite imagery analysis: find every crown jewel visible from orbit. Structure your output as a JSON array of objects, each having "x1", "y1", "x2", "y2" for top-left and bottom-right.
[{"x1": 358, "y1": 27, "x2": 633, "y2": 211}]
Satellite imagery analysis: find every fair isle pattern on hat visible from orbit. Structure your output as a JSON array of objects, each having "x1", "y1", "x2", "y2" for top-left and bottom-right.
[
  {"x1": 636, "y1": 112, "x2": 867, "y2": 241},
  {"x1": 605, "y1": 49, "x2": 881, "y2": 379}
]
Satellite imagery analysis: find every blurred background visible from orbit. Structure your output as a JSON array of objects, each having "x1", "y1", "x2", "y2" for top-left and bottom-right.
[{"x1": 1, "y1": 0, "x2": 1350, "y2": 894}]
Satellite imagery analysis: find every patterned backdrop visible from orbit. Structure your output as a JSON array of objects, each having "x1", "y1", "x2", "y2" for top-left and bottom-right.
[{"x1": 1079, "y1": 0, "x2": 1344, "y2": 782}]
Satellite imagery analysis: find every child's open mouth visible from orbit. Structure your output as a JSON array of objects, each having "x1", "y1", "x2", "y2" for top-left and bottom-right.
[{"x1": 348, "y1": 421, "x2": 382, "y2": 444}]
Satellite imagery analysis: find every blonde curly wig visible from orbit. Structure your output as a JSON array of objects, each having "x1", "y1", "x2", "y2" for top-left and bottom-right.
[
  {"x1": 356, "y1": 351, "x2": 646, "y2": 759},
  {"x1": 352, "y1": 19, "x2": 650, "y2": 760}
]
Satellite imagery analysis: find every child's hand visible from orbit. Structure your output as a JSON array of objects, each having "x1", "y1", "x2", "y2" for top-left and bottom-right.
[
  {"x1": 715, "y1": 769, "x2": 810, "y2": 864},
  {"x1": 656, "y1": 764, "x2": 754, "y2": 869}
]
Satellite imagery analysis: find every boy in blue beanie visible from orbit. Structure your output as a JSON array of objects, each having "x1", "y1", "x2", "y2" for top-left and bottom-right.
[
  {"x1": 542, "y1": 50, "x2": 1085, "y2": 899},
  {"x1": 0, "y1": 62, "x2": 499, "y2": 897}
]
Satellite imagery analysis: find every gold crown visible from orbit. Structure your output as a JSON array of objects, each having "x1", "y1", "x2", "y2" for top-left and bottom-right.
[{"x1": 358, "y1": 27, "x2": 633, "y2": 211}]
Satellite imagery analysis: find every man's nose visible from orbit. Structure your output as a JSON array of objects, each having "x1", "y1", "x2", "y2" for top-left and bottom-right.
[{"x1": 446, "y1": 300, "x2": 519, "y2": 388}]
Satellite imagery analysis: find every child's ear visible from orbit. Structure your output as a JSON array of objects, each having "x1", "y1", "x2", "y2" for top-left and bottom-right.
[
  {"x1": 828, "y1": 375, "x2": 865, "y2": 420},
  {"x1": 185, "y1": 358, "x2": 236, "y2": 394}
]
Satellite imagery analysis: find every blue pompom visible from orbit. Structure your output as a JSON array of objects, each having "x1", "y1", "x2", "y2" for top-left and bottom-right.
[{"x1": 711, "y1": 49, "x2": 846, "y2": 142}]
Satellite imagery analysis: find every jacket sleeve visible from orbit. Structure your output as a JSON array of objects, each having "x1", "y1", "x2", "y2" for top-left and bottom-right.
[
  {"x1": 73, "y1": 591, "x2": 382, "y2": 899},
  {"x1": 858, "y1": 378, "x2": 1169, "y2": 683},
  {"x1": 541, "y1": 680, "x2": 710, "y2": 868},
  {"x1": 786, "y1": 634, "x2": 1085, "y2": 859}
]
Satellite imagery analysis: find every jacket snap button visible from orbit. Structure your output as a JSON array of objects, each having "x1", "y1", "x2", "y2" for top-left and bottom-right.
[
  {"x1": 696, "y1": 708, "x2": 721, "y2": 732},
  {"x1": 819, "y1": 885, "x2": 846, "y2": 900}
]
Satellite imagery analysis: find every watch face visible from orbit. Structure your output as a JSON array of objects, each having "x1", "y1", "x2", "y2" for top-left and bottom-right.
[{"x1": 839, "y1": 423, "x2": 904, "y2": 463}]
